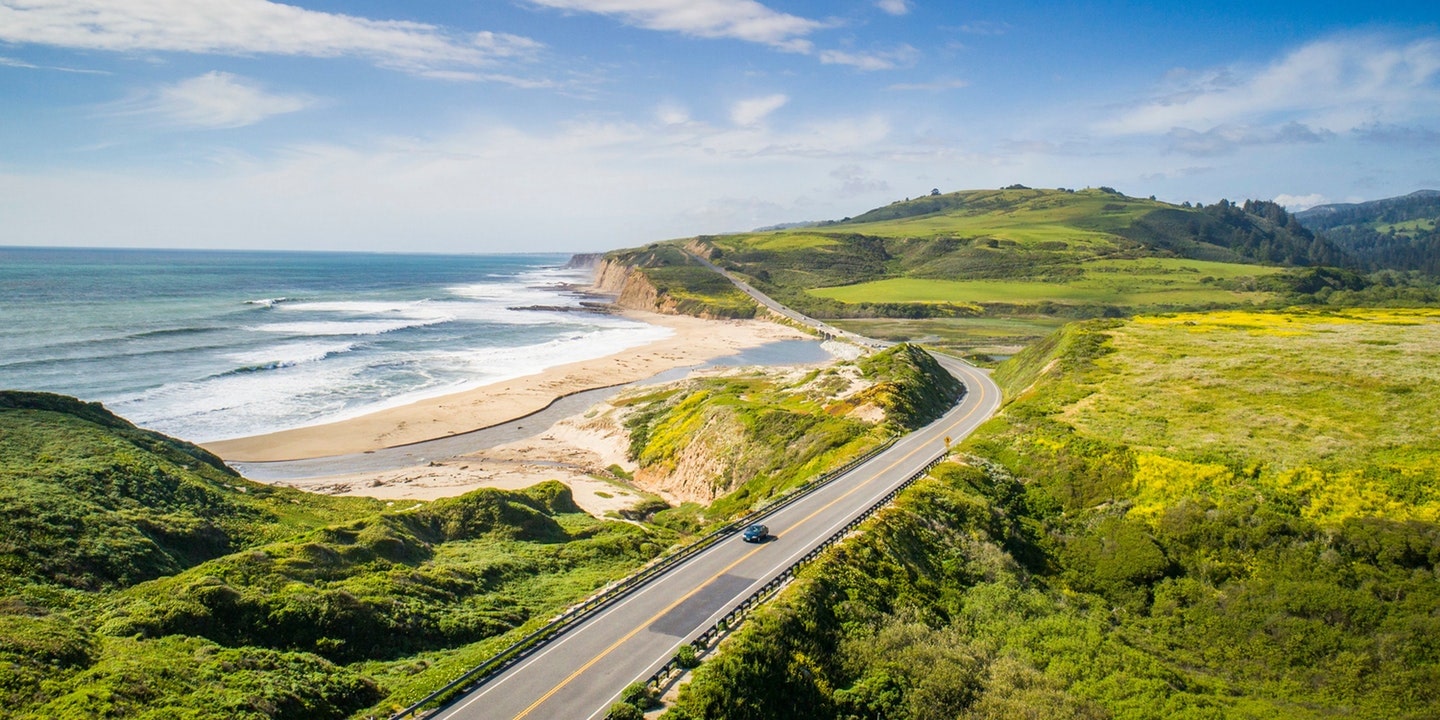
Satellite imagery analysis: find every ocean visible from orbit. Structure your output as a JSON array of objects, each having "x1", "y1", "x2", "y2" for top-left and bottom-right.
[{"x1": 0, "y1": 247, "x2": 673, "y2": 443}]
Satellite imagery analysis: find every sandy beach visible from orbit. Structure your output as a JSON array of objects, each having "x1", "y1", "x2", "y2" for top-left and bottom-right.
[
  {"x1": 204, "y1": 310, "x2": 809, "y2": 462},
  {"x1": 255, "y1": 392, "x2": 649, "y2": 517}
]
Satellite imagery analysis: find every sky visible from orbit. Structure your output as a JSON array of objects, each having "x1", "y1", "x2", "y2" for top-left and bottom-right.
[{"x1": 1, "y1": 0, "x2": 1438, "y2": 253}]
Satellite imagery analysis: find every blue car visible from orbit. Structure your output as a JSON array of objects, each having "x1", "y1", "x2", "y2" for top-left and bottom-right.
[{"x1": 742, "y1": 524, "x2": 769, "y2": 542}]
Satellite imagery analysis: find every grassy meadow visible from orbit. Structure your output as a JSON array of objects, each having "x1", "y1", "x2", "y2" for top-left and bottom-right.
[
  {"x1": 1056, "y1": 308, "x2": 1440, "y2": 523},
  {"x1": 809, "y1": 257, "x2": 1282, "y2": 309}
]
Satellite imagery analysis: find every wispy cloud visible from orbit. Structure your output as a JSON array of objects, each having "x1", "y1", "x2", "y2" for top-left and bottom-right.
[
  {"x1": 1101, "y1": 35, "x2": 1440, "y2": 137},
  {"x1": 112, "y1": 72, "x2": 315, "y2": 129},
  {"x1": 0, "y1": 54, "x2": 108, "y2": 74},
  {"x1": 1355, "y1": 122, "x2": 1440, "y2": 147},
  {"x1": 1165, "y1": 121, "x2": 1333, "y2": 156},
  {"x1": 730, "y1": 93, "x2": 788, "y2": 126},
  {"x1": 955, "y1": 21, "x2": 1010, "y2": 36},
  {"x1": 0, "y1": 0, "x2": 545, "y2": 77},
  {"x1": 525, "y1": 0, "x2": 824, "y2": 52},
  {"x1": 831, "y1": 163, "x2": 889, "y2": 195},
  {"x1": 819, "y1": 44, "x2": 918, "y2": 71},
  {"x1": 875, "y1": 0, "x2": 909, "y2": 17}
]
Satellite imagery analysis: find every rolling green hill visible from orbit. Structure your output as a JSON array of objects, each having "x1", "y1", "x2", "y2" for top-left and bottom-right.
[
  {"x1": 703, "y1": 188, "x2": 1342, "y2": 315},
  {"x1": 603, "y1": 186, "x2": 1369, "y2": 360}
]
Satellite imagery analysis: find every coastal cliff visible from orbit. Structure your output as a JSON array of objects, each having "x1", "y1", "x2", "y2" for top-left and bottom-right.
[{"x1": 587, "y1": 247, "x2": 757, "y2": 319}]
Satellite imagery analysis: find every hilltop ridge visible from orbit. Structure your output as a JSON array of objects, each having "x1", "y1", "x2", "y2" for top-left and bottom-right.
[{"x1": 1294, "y1": 189, "x2": 1440, "y2": 274}]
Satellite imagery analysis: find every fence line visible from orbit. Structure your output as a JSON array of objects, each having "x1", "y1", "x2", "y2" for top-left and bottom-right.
[
  {"x1": 617, "y1": 452, "x2": 950, "y2": 716},
  {"x1": 386, "y1": 439, "x2": 896, "y2": 719}
]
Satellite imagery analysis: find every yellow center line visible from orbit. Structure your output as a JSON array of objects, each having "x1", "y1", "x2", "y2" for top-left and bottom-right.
[{"x1": 511, "y1": 364, "x2": 994, "y2": 720}]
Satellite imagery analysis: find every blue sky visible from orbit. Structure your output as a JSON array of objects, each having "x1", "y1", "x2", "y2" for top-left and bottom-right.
[{"x1": 1, "y1": 0, "x2": 1437, "y2": 253}]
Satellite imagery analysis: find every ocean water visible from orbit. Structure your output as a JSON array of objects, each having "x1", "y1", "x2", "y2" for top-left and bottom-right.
[{"x1": 0, "y1": 247, "x2": 672, "y2": 442}]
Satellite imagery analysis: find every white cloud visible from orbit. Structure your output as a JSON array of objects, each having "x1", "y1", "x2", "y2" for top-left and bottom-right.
[
  {"x1": 0, "y1": 0, "x2": 544, "y2": 76},
  {"x1": 875, "y1": 0, "x2": 909, "y2": 16},
  {"x1": 730, "y1": 93, "x2": 788, "y2": 126},
  {"x1": 0, "y1": 108, "x2": 910, "y2": 253},
  {"x1": 1274, "y1": 193, "x2": 1328, "y2": 210},
  {"x1": 656, "y1": 102, "x2": 691, "y2": 125},
  {"x1": 819, "y1": 44, "x2": 918, "y2": 71},
  {"x1": 115, "y1": 71, "x2": 315, "y2": 129},
  {"x1": 0, "y1": 53, "x2": 108, "y2": 73},
  {"x1": 1101, "y1": 35, "x2": 1440, "y2": 136},
  {"x1": 525, "y1": 0, "x2": 823, "y2": 52}
]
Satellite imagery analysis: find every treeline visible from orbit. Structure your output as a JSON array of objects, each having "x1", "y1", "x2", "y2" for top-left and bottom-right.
[
  {"x1": 1119, "y1": 199, "x2": 1347, "y2": 267},
  {"x1": 1295, "y1": 190, "x2": 1440, "y2": 274}
]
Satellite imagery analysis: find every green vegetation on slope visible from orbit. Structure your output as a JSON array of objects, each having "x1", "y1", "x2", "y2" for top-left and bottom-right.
[
  {"x1": 0, "y1": 392, "x2": 670, "y2": 719},
  {"x1": 0, "y1": 391, "x2": 378, "y2": 593},
  {"x1": 605, "y1": 243, "x2": 758, "y2": 318},
  {"x1": 663, "y1": 309, "x2": 1440, "y2": 720},
  {"x1": 600, "y1": 187, "x2": 1396, "y2": 363},
  {"x1": 622, "y1": 343, "x2": 961, "y2": 524},
  {"x1": 1296, "y1": 190, "x2": 1440, "y2": 274}
]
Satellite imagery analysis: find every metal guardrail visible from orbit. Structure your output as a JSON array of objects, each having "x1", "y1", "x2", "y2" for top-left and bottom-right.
[
  {"x1": 616, "y1": 453, "x2": 951, "y2": 716},
  {"x1": 386, "y1": 439, "x2": 896, "y2": 719}
]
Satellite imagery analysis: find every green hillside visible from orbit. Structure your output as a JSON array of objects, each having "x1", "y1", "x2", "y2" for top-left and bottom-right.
[
  {"x1": 1296, "y1": 190, "x2": 1440, "y2": 274},
  {"x1": 0, "y1": 391, "x2": 378, "y2": 593},
  {"x1": 664, "y1": 309, "x2": 1440, "y2": 720},
  {"x1": 703, "y1": 188, "x2": 1341, "y2": 315},
  {"x1": 0, "y1": 392, "x2": 670, "y2": 719},
  {"x1": 618, "y1": 342, "x2": 962, "y2": 525},
  {"x1": 604, "y1": 187, "x2": 1376, "y2": 359}
]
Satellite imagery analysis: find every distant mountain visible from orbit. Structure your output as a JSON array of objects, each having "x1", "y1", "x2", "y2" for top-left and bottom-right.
[
  {"x1": 1294, "y1": 189, "x2": 1440, "y2": 229},
  {"x1": 1295, "y1": 190, "x2": 1440, "y2": 274}
]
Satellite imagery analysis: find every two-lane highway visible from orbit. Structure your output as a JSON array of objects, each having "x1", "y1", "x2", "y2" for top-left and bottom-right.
[{"x1": 428, "y1": 354, "x2": 999, "y2": 720}]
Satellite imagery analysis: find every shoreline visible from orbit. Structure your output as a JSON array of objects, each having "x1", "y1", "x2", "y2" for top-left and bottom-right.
[{"x1": 203, "y1": 310, "x2": 810, "y2": 462}]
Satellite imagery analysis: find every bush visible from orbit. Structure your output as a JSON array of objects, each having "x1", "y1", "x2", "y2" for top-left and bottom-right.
[
  {"x1": 608, "y1": 701, "x2": 645, "y2": 720},
  {"x1": 676, "y1": 642, "x2": 700, "y2": 669}
]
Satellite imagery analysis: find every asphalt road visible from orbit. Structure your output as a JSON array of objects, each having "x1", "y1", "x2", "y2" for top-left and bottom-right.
[{"x1": 428, "y1": 353, "x2": 1000, "y2": 720}]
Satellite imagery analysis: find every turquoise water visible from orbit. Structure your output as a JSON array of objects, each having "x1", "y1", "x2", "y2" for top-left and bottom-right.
[{"x1": 0, "y1": 247, "x2": 669, "y2": 442}]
